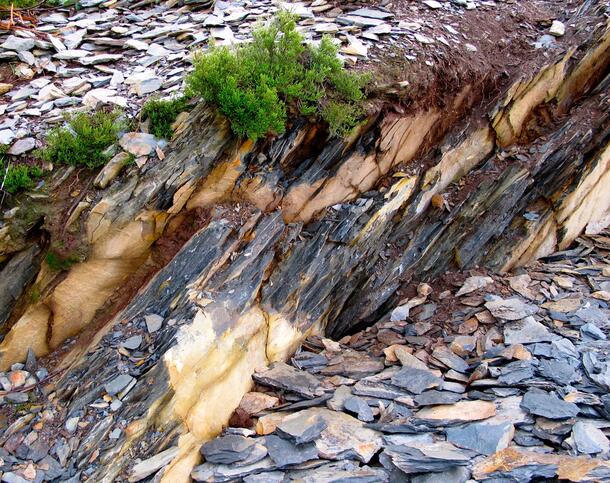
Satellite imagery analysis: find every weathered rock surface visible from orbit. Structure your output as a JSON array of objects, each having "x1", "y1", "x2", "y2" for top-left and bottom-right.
[{"x1": 0, "y1": 1, "x2": 609, "y2": 482}]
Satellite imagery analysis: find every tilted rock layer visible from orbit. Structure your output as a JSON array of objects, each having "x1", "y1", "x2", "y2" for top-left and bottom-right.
[{"x1": 0, "y1": 3, "x2": 609, "y2": 482}]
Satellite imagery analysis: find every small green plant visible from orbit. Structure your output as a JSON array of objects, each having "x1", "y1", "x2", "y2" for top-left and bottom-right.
[
  {"x1": 45, "y1": 251, "x2": 79, "y2": 271},
  {"x1": 123, "y1": 153, "x2": 136, "y2": 166},
  {"x1": 40, "y1": 109, "x2": 125, "y2": 168},
  {"x1": 141, "y1": 97, "x2": 189, "y2": 140},
  {"x1": 186, "y1": 11, "x2": 369, "y2": 140},
  {"x1": 0, "y1": 0, "x2": 39, "y2": 8},
  {"x1": 0, "y1": 152, "x2": 43, "y2": 195}
]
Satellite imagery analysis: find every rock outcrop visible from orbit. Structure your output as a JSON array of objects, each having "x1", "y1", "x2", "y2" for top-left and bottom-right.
[{"x1": 0, "y1": 1, "x2": 609, "y2": 482}]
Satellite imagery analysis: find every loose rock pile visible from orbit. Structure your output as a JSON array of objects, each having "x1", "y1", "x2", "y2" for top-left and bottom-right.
[{"x1": 186, "y1": 232, "x2": 610, "y2": 482}]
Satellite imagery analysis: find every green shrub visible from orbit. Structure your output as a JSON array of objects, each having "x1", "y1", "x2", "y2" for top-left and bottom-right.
[
  {"x1": 40, "y1": 109, "x2": 125, "y2": 168},
  {"x1": 45, "y1": 251, "x2": 79, "y2": 271},
  {"x1": 0, "y1": 156, "x2": 43, "y2": 194},
  {"x1": 141, "y1": 97, "x2": 189, "y2": 139},
  {"x1": 0, "y1": 0, "x2": 39, "y2": 8},
  {"x1": 186, "y1": 11, "x2": 369, "y2": 140}
]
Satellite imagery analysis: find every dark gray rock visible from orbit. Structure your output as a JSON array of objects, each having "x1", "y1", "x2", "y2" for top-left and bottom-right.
[
  {"x1": 520, "y1": 389, "x2": 579, "y2": 419},
  {"x1": 498, "y1": 360, "x2": 536, "y2": 385},
  {"x1": 569, "y1": 421, "x2": 609, "y2": 454},
  {"x1": 513, "y1": 429, "x2": 544, "y2": 447},
  {"x1": 243, "y1": 471, "x2": 285, "y2": 483},
  {"x1": 121, "y1": 335, "x2": 142, "y2": 350},
  {"x1": 575, "y1": 307, "x2": 609, "y2": 326},
  {"x1": 581, "y1": 323, "x2": 606, "y2": 341},
  {"x1": 327, "y1": 385, "x2": 352, "y2": 411},
  {"x1": 431, "y1": 347, "x2": 469, "y2": 373},
  {"x1": 411, "y1": 466, "x2": 470, "y2": 483},
  {"x1": 276, "y1": 413, "x2": 327, "y2": 444},
  {"x1": 537, "y1": 359, "x2": 581, "y2": 384},
  {"x1": 104, "y1": 374, "x2": 135, "y2": 396},
  {"x1": 380, "y1": 441, "x2": 471, "y2": 474},
  {"x1": 352, "y1": 380, "x2": 408, "y2": 400},
  {"x1": 264, "y1": 435, "x2": 318, "y2": 467},
  {"x1": 200, "y1": 435, "x2": 267, "y2": 466},
  {"x1": 391, "y1": 368, "x2": 442, "y2": 394},
  {"x1": 414, "y1": 391, "x2": 461, "y2": 406},
  {"x1": 343, "y1": 396, "x2": 374, "y2": 422},
  {"x1": 253, "y1": 362, "x2": 323, "y2": 399},
  {"x1": 446, "y1": 421, "x2": 514, "y2": 455},
  {"x1": 503, "y1": 317, "x2": 555, "y2": 344}
]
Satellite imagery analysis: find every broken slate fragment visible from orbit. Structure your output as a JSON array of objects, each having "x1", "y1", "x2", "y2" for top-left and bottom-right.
[
  {"x1": 456, "y1": 276, "x2": 493, "y2": 296},
  {"x1": 416, "y1": 400, "x2": 496, "y2": 423},
  {"x1": 472, "y1": 447, "x2": 610, "y2": 482},
  {"x1": 446, "y1": 421, "x2": 515, "y2": 455},
  {"x1": 254, "y1": 362, "x2": 323, "y2": 399},
  {"x1": 119, "y1": 132, "x2": 158, "y2": 156},
  {"x1": 276, "y1": 412, "x2": 327, "y2": 444},
  {"x1": 380, "y1": 441, "x2": 471, "y2": 475},
  {"x1": 8, "y1": 138, "x2": 36, "y2": 155},
  {"x1": 343, "y1": 396, "x2": 374, "y2": 422},
  {"x1": 431, "y1": 346, "x2": 469, "y2": 373},
  {"x1": 537, "y1": 359, "x2": 580, "y2": 384},
  {"x1": 485, "y1": 297, "x2": 539, "y2": 321},
  {"x1": 414, "y1": 390, "x2": 462, "y2": 407},
  {"x1": 503, "y1": 316, "x2": 556, "y2": 344},
  {"x1": 391, "y1": 367, "x2": 442, "y2": 394},
  {"x1": 201, "y1": 434, "x2": 267, "y2": 465},
  {"x1": 122, "y1": 335, "x2": 142, "y2": 350},
  {"x1": 144, "y1": 314, "x2": 163, "y2": 333},
  {"x1": 104, "y1": 374, "x2": 135, "y2": 396},
  {"x1": 567, "y1": 422, "x2": 609, "y2": 455},
  {"x1": 192, "y1": 457, "x2": 276, "y2": 482},
  {"x1": 294, "y1": 408, "x2": 382, "y2": 463},
  {"x1": 520, "y1": 388, "x2": 579, "y2": 420},
  {"x1": 264, "y1": 435, "x2": 318, "y2": 467}
]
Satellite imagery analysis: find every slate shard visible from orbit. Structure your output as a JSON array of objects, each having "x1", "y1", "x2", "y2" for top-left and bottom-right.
[{"x1": 520, "y1": 389, "x2": 579, "y2": 420}]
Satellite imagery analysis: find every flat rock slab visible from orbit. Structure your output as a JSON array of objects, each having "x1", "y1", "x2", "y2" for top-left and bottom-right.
[
  {"x1": 446, "y1": 421, "x2": 515, "y2": 455},
  {"x1": 431, "y1": 347, "x2": 469, "y2": 373},
  {"x1": 253, "y1": 362, "x2": 323, "y2": 399},
  {"x1": 520, "y1": 389, "x2": 579, "y2": 420},
  {"x1": 414, "y1": 390, "x2": 462, "y2": 407},
  {"x1": 264, "y1": 435, "x2": 318, "y2": 467},
  {"x1": 276, "y1": 412, "x2": 327, "y2": 444},
  {"x1": 200, "y1": 434, "x2": 267, "y2": 465},
  {"x1": 343, "y1": 396, "x2": 374, "y2": 422},
  {"x1": 416, "y1": 400, "x2": 496, "y2": 423},
  {"x1": 485, "y1": 298, "x2": 539, "y2": 321},
  {"x1": 381, "y1": 441, "x2": 471, "y2": 475},
  {"x1": 192, "y1": 457, "x2": 276, "y2": 481},
  {"x1": 456, "y1": 276, "x2": 493, "y2": 296},
  {"x1": 119, "y1": 132, "x2": 158, "y2": 156},
  {"x1": 503, "y1": 316, "x2": 556, "y2": 344},
  {"x1": 320, "y1": 350, "x2": 384, "y2": 378},
  {"x1": 473, "y1": 447, "x2": 610, "y2": 482},
  {"x1": 568, "y1": 422, "x2": 609, "y2": 455},
  {"x1": 290, "y1": 408, "x2": 383, "y2": 463},
  {"x1": 391, "y1": 367, "x2": 442, "y2": 394},
  {"x1": 104, "y1": 374, "x2": 134, "y2": 396}
]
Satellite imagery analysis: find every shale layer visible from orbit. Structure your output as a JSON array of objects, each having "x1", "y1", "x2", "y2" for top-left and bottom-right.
[{"x1": 0, "y1": 1, "x2": 609, "y2": 482}]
